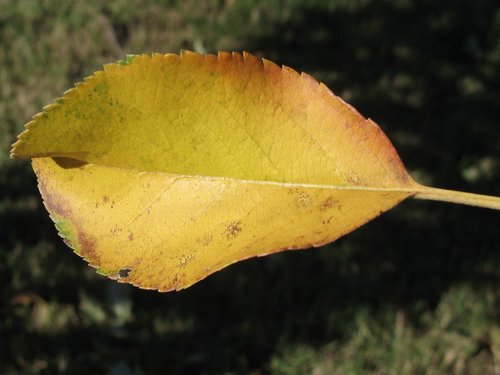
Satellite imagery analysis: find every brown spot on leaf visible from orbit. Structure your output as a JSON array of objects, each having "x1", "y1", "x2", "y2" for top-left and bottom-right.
[
  {"x1": 37, "y1": 171, "x2": 101, "y2": 269},
  {"x1": 77, "y1": 229, "x2": 100, "y2": 265},
  {"x1": 295, "y1": 191, "x2": 311, "y2": 208},
  {"x1": 346, "y1": 174, "x2": 362, "y2": 185},
  {"x1": 128, "y1": 233, "x2": 134, "y2": 241},
  {"x1": 322, "y1": 216, "x2": 334, "y2": 225},
  {"x1": 320, "y1": 197, "x2": 339, "y2": 212},
  {"x1": 38, "y1": 176, "x2": 71, "y2": 218},
  {"x1": 103, "y1": 195, "x2": 109, "y2": 203},
  {"x1": 226, "y1": 220, "x2": 242, "y2": 239}
]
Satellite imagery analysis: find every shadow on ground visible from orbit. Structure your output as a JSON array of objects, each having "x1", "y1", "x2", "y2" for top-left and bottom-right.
[{"x1": 2, "y1": 1, "x2": 499, "y2": 373}]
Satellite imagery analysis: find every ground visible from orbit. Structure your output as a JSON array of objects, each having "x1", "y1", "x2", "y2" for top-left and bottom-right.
[{"x1": 1, "y1": 1, "x2": 500, "y2": 374}]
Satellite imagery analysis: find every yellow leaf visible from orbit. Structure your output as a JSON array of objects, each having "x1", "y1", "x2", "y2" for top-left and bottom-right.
[{"x1": 11, "y1": 51, "x2": 500, "y2": 291}]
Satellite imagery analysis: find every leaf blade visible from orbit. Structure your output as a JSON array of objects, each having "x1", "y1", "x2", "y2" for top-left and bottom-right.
[
  {"x1": 34, "y1": 157, "x2": 411, "y2": 291},
  {"x1": 13, "y1": 52, "x2": 415, "y2": 188}
]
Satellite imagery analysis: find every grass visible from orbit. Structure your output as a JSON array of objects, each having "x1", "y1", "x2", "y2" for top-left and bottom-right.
[{"x1": 1, "y1": 0, "x2": 500, "y2": 374}]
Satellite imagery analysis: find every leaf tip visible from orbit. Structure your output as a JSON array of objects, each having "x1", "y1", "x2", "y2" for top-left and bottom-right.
[{"x1": 10, "y1": 117, "x2": 42, "y2": 159}]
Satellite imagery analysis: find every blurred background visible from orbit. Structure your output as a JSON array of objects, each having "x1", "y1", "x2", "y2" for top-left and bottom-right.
[{"x1": 1, "y1": 0, "x2": 500, "y2": 374}]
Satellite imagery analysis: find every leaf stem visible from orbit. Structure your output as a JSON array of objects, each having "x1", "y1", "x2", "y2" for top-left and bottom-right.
[{"x1": 413, "y1": 185, "x2": 500, "y2": 210}]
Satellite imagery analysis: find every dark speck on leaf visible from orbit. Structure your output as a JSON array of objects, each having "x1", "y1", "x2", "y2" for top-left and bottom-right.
[
  {"x1": 226, "y1": 220, "x2": 242, "y2": 239},
  {"x1": 119, "y1": 268, "x2": 131, "y2": 278}
]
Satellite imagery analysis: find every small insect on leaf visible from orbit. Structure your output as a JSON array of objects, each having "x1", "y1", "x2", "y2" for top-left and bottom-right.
[{"x1": 10, "y1": 51, "x2": 500, "y2": 292}]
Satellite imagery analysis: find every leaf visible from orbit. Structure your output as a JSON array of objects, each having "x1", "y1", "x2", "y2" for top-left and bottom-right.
[{"x1": 11, "y1": 51, "x2": 500, "y2": 291}]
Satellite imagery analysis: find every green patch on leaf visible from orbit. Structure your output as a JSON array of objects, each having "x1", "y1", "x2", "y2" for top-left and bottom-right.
[
  {"x1": 93, "y1": 81, "x2": 109, "y2": 96},
  {"x1": 117, "y1": 54, "x2": 138, "y2": 66},
  {"x1": 53, "y1": 216, "x2": 79, "y2": 254}
]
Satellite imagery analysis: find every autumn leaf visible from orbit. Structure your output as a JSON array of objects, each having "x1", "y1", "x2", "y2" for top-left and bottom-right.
[{"x1": 10, "y1": 51, "x2": 500, "y2": 291}]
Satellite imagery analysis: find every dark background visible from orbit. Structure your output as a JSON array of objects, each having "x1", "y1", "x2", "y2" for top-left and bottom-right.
[{"x1": 1, "y1": 1, "x2": 499, "y2": 374}]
